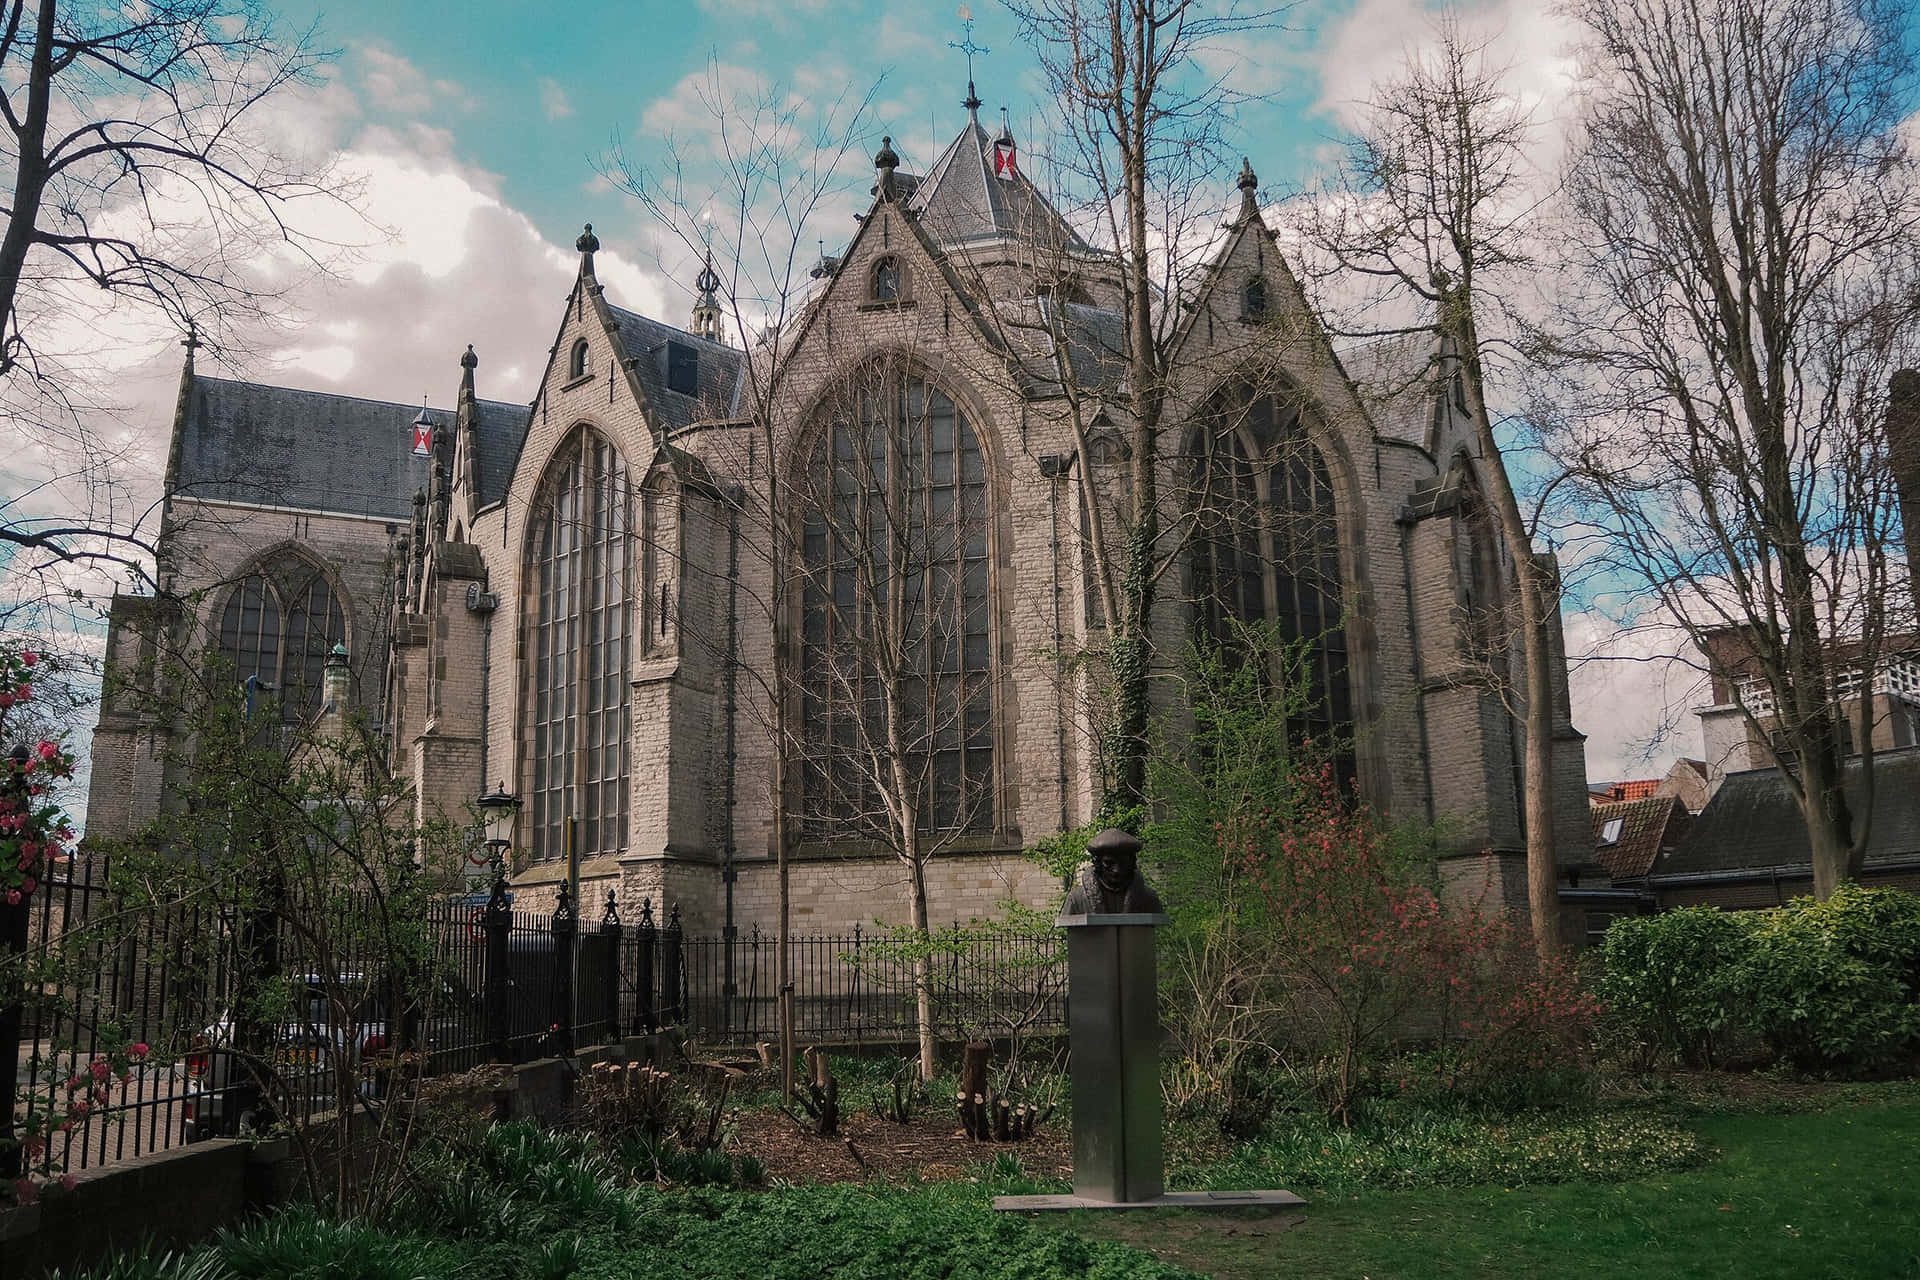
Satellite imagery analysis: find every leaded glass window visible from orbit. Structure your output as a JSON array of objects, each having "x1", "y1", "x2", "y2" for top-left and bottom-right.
[
  {"x1": 214, "y1": 561, "x2": 345, "y2": 716},
  {"x1": 798, "y1": 370, "x2": 994, "y2": 838},
  {"x1": 1187, "y1": 386, "x2": 1354, "y2": 784},
  {"x1": 525, "y1": 428, "x2": 631, "y2": 863}
]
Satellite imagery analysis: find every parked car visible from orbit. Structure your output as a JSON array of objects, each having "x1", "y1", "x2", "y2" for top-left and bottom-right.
[{"x1": 178, "y1": 974, "x2": 389, "y2": 1141}]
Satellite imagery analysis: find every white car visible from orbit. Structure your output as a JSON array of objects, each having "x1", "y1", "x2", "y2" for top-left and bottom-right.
[{"x1": 179, "y1": 976, "x2": 389, "y2": 1141}]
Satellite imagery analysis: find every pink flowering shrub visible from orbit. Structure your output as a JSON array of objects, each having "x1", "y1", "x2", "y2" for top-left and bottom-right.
[
  {"x1": 0, "y1": 648, "x2": 73, "y2": 907},
  {"x1": 6, "y1": 1031, "x2": 150, "y2": 1203}
]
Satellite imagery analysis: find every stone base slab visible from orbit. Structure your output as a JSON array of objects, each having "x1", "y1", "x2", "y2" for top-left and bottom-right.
[{"x1": 992, "y1": 1189, "x2": 1305, "y2": 1212}]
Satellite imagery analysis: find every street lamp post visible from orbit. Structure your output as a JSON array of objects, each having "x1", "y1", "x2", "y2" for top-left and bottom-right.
[{"x1": 475, "y1": 783, "x2": 520, "y2": 1063}]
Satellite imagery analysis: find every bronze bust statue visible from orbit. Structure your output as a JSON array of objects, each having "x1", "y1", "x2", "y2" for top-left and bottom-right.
[{"x1": 1063, "y1": 828, "x2": 1164, "y2": 915}]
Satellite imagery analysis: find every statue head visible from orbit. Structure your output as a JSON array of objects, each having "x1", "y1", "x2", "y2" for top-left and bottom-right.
[
  {"x1": 1090, "y1": 833, "x2": 1139, "y2": 897},
  {"x1": 1066, "y1": 828, "x2": 1162, "y2": 916}
]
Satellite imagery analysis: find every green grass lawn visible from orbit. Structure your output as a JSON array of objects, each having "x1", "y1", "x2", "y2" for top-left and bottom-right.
[{"x1": 1065, "y1": 1103, "x2": 1920, "y2": 1279}]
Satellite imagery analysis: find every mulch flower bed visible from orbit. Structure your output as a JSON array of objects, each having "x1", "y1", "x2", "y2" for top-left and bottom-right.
[{"x1": 726, "y1": 1106, "x2": 1073, "y2": 1185}]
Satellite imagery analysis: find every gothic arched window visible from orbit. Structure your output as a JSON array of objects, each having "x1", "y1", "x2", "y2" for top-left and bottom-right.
[
  {"x1": 214, "y1": 559, "x2": 346, "y2": 716},
  {"x1": 1187, "y1": 385, "x2": 1354, "y2": 783},
  {"x1": 568, "y1": 339, "x2": 590, "y2": 379},
  {"x1": 798, "y1": 367, "x2": 994, "y2": 837},
  {"x1": 1242, "y1": 277, "x2": 1269, "y2": 321},
  {"x1": 525, "y1": 427, "x2": 632, "y2": 863},
  {"x1": 871, "y1": 256, "x2": 901, "y2": 303}
]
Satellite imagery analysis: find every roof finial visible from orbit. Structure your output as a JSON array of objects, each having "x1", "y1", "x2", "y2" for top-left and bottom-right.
[
  {"x1": 875, "y1": 135, "x2": 900, "y2": 202},
  {"x1": 949, "y1": 6, "x2": 988, "y2": 120},
  {"x1": 575, "y1": 222, "x2": 599, "y2": 275},
  {"x1": 1237, "y1": 158, "x2": 1260, "y2": 219},
  {"x1": 460, "y1": 343, "x2": 478, "y2": 370}
]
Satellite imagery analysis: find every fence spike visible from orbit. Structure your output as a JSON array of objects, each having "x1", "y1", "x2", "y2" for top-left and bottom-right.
[{"x1": 604, "y1": 887, "x2": 620, "y2": 925}]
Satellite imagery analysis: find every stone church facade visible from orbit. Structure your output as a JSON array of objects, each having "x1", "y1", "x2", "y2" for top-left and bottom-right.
[{"x1": 86, "y1": 99, "x2": 1594, "y2": 934}]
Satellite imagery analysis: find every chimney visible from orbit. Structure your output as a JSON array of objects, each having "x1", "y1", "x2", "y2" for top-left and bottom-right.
[{"x1": 1887, "y1": 369, "x2": 1920, "y2": 626}]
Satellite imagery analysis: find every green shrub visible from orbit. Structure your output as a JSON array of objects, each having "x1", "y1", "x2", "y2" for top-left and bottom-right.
[
  {"x1": 1598, "y1": 907, "x2": 1749, "y2": 1067},
  {"x1": 1739, "y1": 884, "x2": 1920, "y2": 1069},
  {"x1": 1600, "y1": 888, "x2": 1920, "y2": 1072}
]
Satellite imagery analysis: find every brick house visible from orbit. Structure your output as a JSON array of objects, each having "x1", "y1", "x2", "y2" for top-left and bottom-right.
[{"x1": 84, "y1": 92, "x2": 1594, "y2": 933}]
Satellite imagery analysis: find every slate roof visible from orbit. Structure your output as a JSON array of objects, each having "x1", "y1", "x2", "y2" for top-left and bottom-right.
[
  {"x1": 906, "y1": 117, "x2": 1090, "y2": 253},
  {"x1": 175, "y1": 376, "x2": 445, "y2": 521},
  {"x1": 607, "y1": 305, "x2": 745, "y2": 435},
  {"x1": 1591, "y1": 794, "x2": 1690, "y2": 880},
  {"x1": 1337, "y1": 331, "x2": 1438, "y2": 446},
  {"x1": 469, "y1": 396, "x2": 531, "y2": 509},
  {"x1": 1661, "y1": 750, "x2": 1920, "y2": 877},
  {"x1": 1033, "y1": 297, "x2": 1127, "y2": 393}
]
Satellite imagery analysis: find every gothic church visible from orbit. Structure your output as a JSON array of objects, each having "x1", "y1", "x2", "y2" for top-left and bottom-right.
[{"x1": 85, "y1": 91, "x2": 1595, "y2": 933}]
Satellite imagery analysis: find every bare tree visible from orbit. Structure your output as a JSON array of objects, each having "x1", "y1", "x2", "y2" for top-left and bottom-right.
[
  {"x1": 1302, "y1": 21, "x2": 1568, "y2": 950},
  {"x1": 0, "y1": 2, "x2": 347, "y2": 668},
  {"x1": 1550, "y1": 0, "x2": 1920, "y2": 897},
  {"x1": 789, "y1": 354, "x2": 998, "y2": 1078},
  {"x1": 602, "y1": 61, "x2": 881, "y2": 1096},
  {"x1": 1004, "y1": 0, "x2": 1284, "y2": 819}
]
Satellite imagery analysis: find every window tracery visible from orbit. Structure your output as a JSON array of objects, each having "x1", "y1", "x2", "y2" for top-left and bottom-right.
[
  {"x1": 525, "y1": 427, "x2": 632, "y2": 862},
  {"x1": 798, "y1": 367, "x2": 994, "y2": 836},
  {"x1": 1186, "y1": 385, "x2": 1354, "y2": 785}
]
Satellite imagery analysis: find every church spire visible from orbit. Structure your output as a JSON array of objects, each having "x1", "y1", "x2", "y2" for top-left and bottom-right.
[{"x1": 690, "y1": 249, "x2": 725, "y2": 344}]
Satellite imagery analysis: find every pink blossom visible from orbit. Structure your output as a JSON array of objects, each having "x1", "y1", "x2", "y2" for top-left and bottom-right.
[
  {"x1": 20, "y1": 652, "x2": 36, "y2": 666},
  {"x1": 15, "y1": 682, "x2": 30, "y2": 699},
  {"x1": 59, "y1": 1173, "x2": 76, "y2": 1192},
  {"x1": 35, "y1": 741, "x2": 56, "y2": 761},
  {"x1": 130, "y1": 1043, "x2": 149, "y2": 1059},
  {"x1": 10, "y1": 1178, "x2": 37, "y2": 1206},
  {"x1": 70, "y1": 1099, "x2": 88, "y2": 1116},
  {"x1": 19, "y1": 877, "x2": 34, "y2": 895},
  {"x1": 89, "y1": 1060, "x2": 109, "y2": 1081},
  {"x1": 4, "y1": 891, "x2": 17, "y2": 906},
  {"x1": 0, "y1": 694, "x2": 13, "y2": 710}
]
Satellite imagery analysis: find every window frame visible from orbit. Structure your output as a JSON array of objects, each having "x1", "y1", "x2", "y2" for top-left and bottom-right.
[
  {"x1": 795, "y1": 366, "x2": 998, "y2": 841},
  {"x1": 1184, "y1": 384, "x2": 1355, "y2": 786},
  {"x1": 522, "y1": 425, "x2": 633, "y2": 864}
]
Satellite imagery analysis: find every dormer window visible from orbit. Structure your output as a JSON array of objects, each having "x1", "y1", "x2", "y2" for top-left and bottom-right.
[
  {"x1": 666, "y1": 341, "x2": 699, "y2": 396},
  {"x1": 1599, "y1": 817, "x2": 1624, "y2": 845},
  {"x1": 568, "y1": 338, "x2": 590, "y2": 380},
  {"x1": 872, "y1": 256, "x2": 901, "y2": 303},
  {"x1": 1242, "y1": 277, "x2": 1268, "y2": 321}
]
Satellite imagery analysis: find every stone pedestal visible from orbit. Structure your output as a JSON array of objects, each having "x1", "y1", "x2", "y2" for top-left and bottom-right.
[{"x1": 1060, "y1": 910, "x2": 1167, "y2": 1204}]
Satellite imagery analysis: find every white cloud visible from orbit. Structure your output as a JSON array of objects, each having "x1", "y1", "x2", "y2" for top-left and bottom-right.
[
  {"x1": 1564, "y1": 605, "x2": 1708, "y2": 783},
  {"x1": 539, "y1": 78, "x2": 575, "y2": 121},
  {"x1": 357, "y1": 44, "x2": 478, "y2": 117}
]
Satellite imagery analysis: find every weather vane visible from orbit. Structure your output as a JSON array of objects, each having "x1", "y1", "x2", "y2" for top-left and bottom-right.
[{"x1": 950, "y1": 5, "x2": 988, "y2": 112}]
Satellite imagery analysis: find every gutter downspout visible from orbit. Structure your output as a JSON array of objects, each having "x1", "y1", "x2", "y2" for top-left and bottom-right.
[
  {"x1": 1041, "y1": 454, "x2": 1073, "y2": 834},
  {"x1": 722, "y1": 503, "x2": 740, "y2": 1031}
]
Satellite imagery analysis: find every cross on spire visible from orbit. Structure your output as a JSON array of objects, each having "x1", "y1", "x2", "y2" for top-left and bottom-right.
[{"x1": 949, "y1": 6, "x2": 989, "y2": 118}]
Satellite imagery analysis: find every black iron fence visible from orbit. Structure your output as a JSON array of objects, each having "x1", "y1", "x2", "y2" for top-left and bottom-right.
[{"x1": 5, "y1": 857, "x2": 1064, "y2": 1178}]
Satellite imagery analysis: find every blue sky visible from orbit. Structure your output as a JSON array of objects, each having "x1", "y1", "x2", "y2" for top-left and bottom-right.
[{"x1": 276, "y1": 0, "x2": 1358, "y2": 266}]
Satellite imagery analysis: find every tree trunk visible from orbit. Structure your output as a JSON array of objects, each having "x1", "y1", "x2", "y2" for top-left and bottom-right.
[
  {"x1": 907, "y1": 855, "x2": 938, "y2": 1080},
  {"x1": 0, "y1": 1, "x2": 57, "y2": 374},
  {"x1": 1099, "y1": 0, "x2": 1163, "y2": 822},
  {"x1": 1456, "y1": 306, "x2": 1566, "y2": 954}
]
